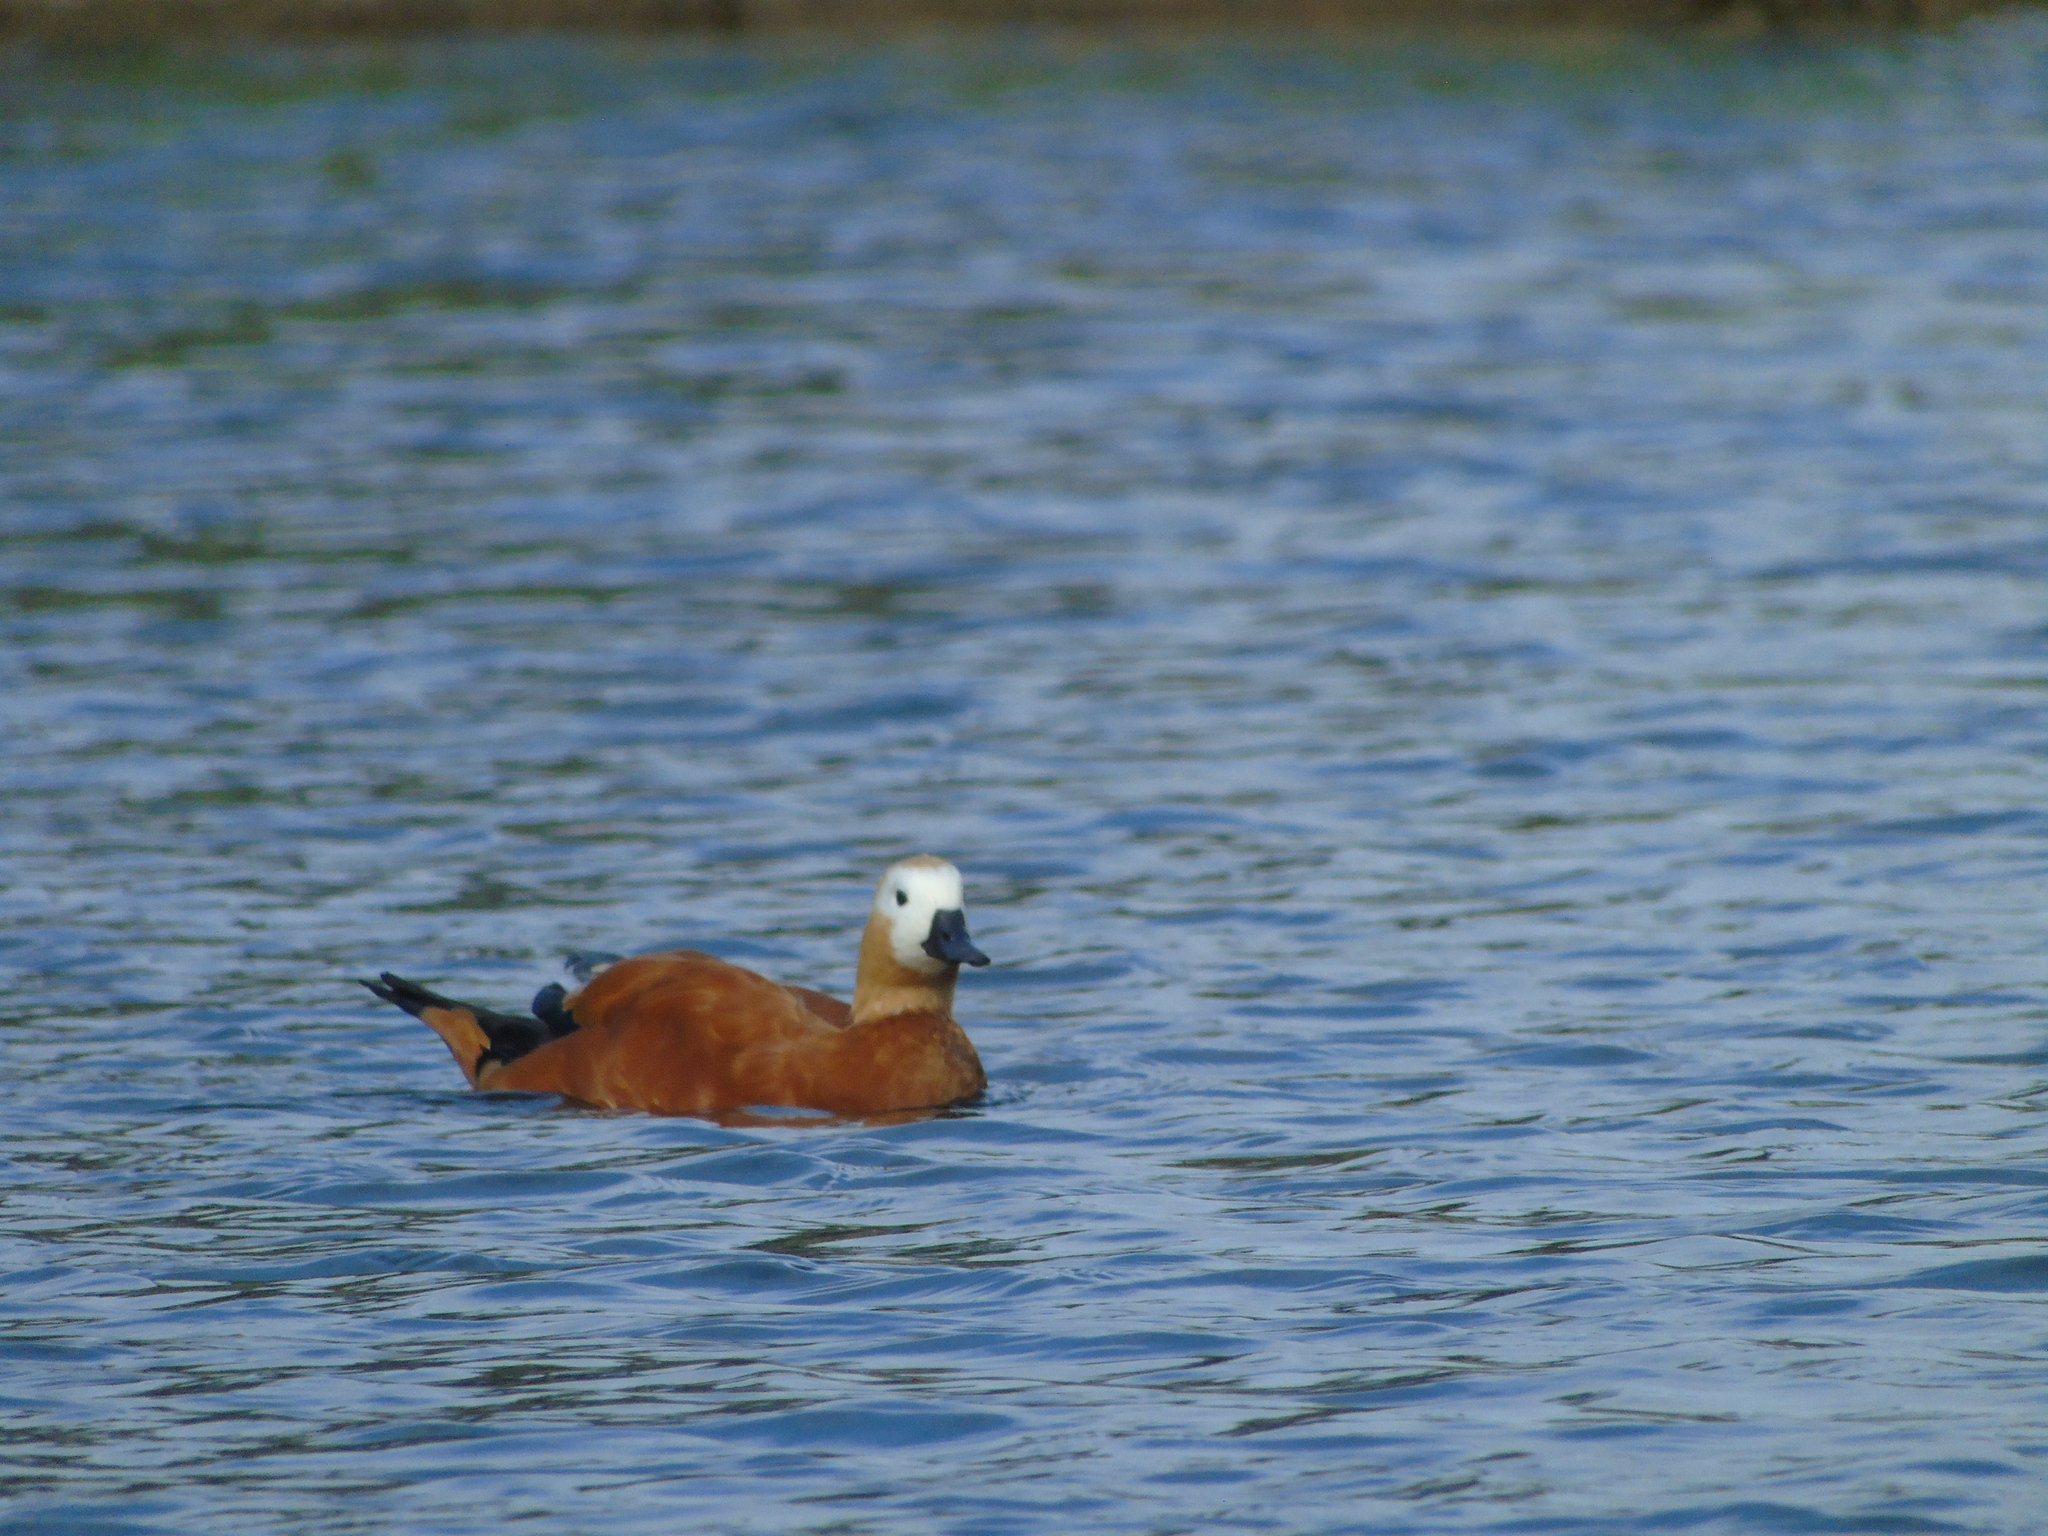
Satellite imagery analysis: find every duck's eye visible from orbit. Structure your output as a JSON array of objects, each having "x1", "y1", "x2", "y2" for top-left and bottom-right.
[{"x1": 895, "y1": 890, "x2": 909, "y2": 907}]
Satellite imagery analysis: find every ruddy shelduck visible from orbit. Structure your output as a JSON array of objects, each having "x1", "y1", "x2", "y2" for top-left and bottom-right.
[{"x1": 364, "y1": 855, "x2": 990, "y2": 1116}]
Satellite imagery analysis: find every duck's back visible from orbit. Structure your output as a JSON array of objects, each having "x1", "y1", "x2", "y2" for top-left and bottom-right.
[{"x1": 484, "y1": 951, "x2": 847, "y2": 1114}]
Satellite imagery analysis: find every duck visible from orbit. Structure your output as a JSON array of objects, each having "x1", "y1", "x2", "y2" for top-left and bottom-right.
[{"x1": 363, "y1": 855, "x2": 990, "y2": 1117}]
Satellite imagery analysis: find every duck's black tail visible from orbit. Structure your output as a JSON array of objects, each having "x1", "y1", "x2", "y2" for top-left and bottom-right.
[{"x1": 362, "y1": 972, "x2": 567, "y2": 1086}]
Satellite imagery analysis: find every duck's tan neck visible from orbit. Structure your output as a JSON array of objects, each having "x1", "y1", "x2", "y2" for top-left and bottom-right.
[{"x1": 851, "y1": 911, "x2": 958, "y2": 1025}]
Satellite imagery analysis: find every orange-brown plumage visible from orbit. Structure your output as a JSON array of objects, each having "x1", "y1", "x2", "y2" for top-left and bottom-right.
[{"x1": 365, "y1": 856, "x2": 988, "y2": 1117}]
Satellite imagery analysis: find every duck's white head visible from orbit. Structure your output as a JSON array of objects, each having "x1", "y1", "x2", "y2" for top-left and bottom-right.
[{"x1": 872, "y1": 855, "x2": 990, "y2": 976}]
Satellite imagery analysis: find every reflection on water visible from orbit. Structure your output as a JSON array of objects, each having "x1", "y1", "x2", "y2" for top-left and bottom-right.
[{"x1": 3, "y1": 21, "x2": 2047, "y2": 1535}]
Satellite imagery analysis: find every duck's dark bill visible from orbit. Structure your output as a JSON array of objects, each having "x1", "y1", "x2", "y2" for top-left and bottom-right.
[{"x1": 924, "y1": 908, "x2": 990, "y2": 967}]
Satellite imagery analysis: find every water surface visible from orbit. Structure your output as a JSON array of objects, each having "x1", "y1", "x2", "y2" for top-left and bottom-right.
[{"x1": 3, "y1": 23, "x2": 2047, "y2": 1534}]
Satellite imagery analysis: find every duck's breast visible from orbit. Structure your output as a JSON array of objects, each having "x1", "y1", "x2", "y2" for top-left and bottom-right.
[{"x1": 806, "y1": 1011, "x2": 987, "y2": 1116}]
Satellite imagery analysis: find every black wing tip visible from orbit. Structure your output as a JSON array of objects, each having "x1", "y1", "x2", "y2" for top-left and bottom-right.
[
  {"x1": 364, "y1": 971, "x2": 571, "y2": 1064},
  {"x1": 361, "y1": 971, "x2": 457, "y2": 1020},
  {"x1": 531, "y1": 981, "x2": 579, "y2": 1040},
  {"x1": 562, "y1": 949, "x2": 624, "y2": 984}
]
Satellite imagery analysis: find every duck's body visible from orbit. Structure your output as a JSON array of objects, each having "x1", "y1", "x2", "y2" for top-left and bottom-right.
[{"x1": 365, "y1": 856, "x2": 989, "y2": 1117}]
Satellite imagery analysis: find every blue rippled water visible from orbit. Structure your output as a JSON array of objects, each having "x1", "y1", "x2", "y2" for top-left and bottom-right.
[{"x1": 3, "y1": 20, "x2": 2046, "y2": 1534}]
